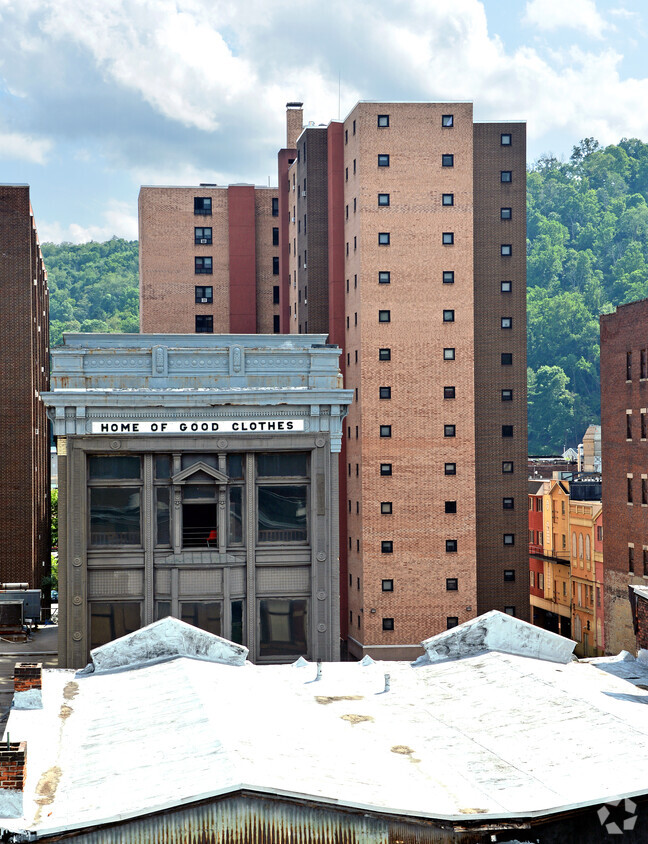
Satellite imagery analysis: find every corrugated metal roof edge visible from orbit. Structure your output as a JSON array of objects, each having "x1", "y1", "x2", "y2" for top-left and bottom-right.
[{"x1": 8, "y1": 782, "x2": 648, "y2": 841}]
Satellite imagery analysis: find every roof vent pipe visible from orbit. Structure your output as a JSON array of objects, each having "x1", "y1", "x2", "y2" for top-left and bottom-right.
[{"x1": 316, "y1": 659, "x2": 322, "y2": 681}]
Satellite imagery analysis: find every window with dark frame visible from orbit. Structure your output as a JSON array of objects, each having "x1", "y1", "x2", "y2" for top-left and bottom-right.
[
  {"x1": 378, "y1": 193, "x2": 390, "y2": 206},
  {"x1": 501, "y1": 133, "x2": 512, "y2": 145},
  {"x1": 194, "y1": 197, "x2": 212, "y2": 215},
  {"x1": 501, "y1": 353, "x2": 513, "y2": 365},
  {"x1": 444, "y1": 424, "x2": 456, "y2": 437},
  {"x1": 502, "y1": 389, "x2": 513, "y2": 401},
  {"x1": 380, "y1": 425, "x2": 392, "y2": 438},
  {"x1": 628, "y1": 476, "x2": 633, "y2": 503},
  {"x1": 272, "y1": 227, "x2": 279, "y2": 246},
  {"x1": 501, "y1": 171, "x2": 512, "y2": 183},
  {"x1": 381, "y1": 540, "x2": 393, "y2": 553},
  {"x1": 501, "y1": 207, "x2": 512, "y2": 220},
  {"x1": 382, "y1": 579, "x2": 393, "y2": 592},
  {"x1": 442, "y1": 193, "x2": 454, "y2": 206},
  {"x1": 642, "y1": 349, "x2": 647, "y2": 378},
  {"x1": 502, "y1": 461, "x2": 514, "y2": 473},
  {"x1": 194, "y1": 256, "x2": 213, "y2": 274},
  {"x1": 504, "y1": 606, "x2": 516, "y2": 616},
  {"x1": 643, "y1": 412, "x2": 647, "y2": 439},
  {"x1": 273, "y1": 285, "x2": 280, "y2": 305},
  {"x1": 379, "y1": 386, "x2": 391, "y2": 399},
  {"x1": 501, "y1": 244, "x2": 512, "y2": 256},
  {"x1": 503, "y1": 533, "x2": 515, "y2": 546},
  {"x1": 380, "y1": 463, "x2": 392, "y2": 476},
  {"x1": 443, "y1": 348, "x2": 455, "y2": 360},
  {"x1": 272, "y1": 197, "x2": 279, "y2": 216},
  {"x1": 501, "y1": 281, "x2": 512, "y2": 292},
  {"x1": 195, "y1": 286, "x2": 213, "y2": 304},
  {"x1": 378, "y1": 232, "x2": 390, "y2": 245},
  {"x1": 378, "y1": 114, "x2": 390, "y2": 127},
  {"x1": 442, "y1": 114, "x2": 454, "y2": 127},
  {"x1": 627, "y1": 414, "x2": 633, "y2": 440},
  {"x1": 381, "y1": 502, "x2": 392, "y2": 514},
  {"x1": 501, "y1": 317, "x2": 512, "y2": 329},
  {"x1": 195, "y1": 227, "x2": 212, "y2": 244},
  {"x1": 447, "y1": 617, "x2": 459, "y2": 629},
  {"x1": 442, "y1": 153, "x2": 454, "y2": 167},
  {"x1": 379, "y1": 348, "x2": 391, "y2": 361},
  {"x1": 442, "y1": 232, "x2": 454, "y2": 245},
  {"x1": 446, "y1": 578, "x2": 458, "y2": 591},
  {"x1": 504, "y1": 569, "x2": 515, "y2": 582},
  {"x1": 443, "y1": 309, "x2": 455, "y2": 322},
  {"x1": 445, "y1": 501, "x2": 457, "y2": 514},
  {"x1": 502, "y1": 425, "x2": 514, "y2": 437},
  {"x1": 272, "y1": 257, "x2": 279, "y2": 275},
  {"x1": 444, "y1": 386, "x2": 456, "y2": 399},
  {"x1": 379, "y1": 271, "x2": 391, "y2": 284},
  {"x1": 629, "y1": 545, "x2": 635, "y2": 573},
  {"x1": 378, "y1": 154, "x2": 390, "y2": 167},
  {"x1": 446, "y1": 539, "x2": 457, "y2": 553},
  {"x1": 379, "y1": 310, "x2": 391, "y2": 323},
  {"x1": 443, "y1": 271, "x2": 455, "y2": 284},
  {"x1": 195, "y1": 315, "x2": 214, "y2": 333},
  {"x1": 382, "y1": 617, "x2": 394, "y2": 630},
  {"x1": 503, "y1": 497, "x2": 514, "y2": 509},
  {"x1": 445, "y1": 463, "x2": 456, "y2": 475},
  {"x1": 642, "y1": 478, "x2": 647, "y2": 505},
  {"x1": 627, "y1": 351, "x2": 633, "y2": 380}
]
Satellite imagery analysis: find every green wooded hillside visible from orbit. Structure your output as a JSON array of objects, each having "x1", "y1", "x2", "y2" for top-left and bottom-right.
[
  {"x1": 527, "y1": 137, "x2": 648, "y2": 453},
  {"x1": 43, "y1": 140, "x2": 648, "y2": 454},
  {"x1": 41, "y1": 238, "x2": 139, "y2": 347}
]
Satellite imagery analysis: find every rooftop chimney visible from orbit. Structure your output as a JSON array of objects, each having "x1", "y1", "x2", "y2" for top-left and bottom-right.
[
  {"x1": 13, "y1": 663, "x2": 42, "y2": 710},
  {"x1": 286, "y1": 102, "x2": 304, "y2": 149},
  {"x1": 0, "y1": 741, "x2": 26, "y2": 818}
]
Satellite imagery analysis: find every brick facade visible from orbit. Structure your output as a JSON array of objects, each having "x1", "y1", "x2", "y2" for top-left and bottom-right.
[
  {"x1": 601, "y1": 299, "x2": 648, "y2": 653},
  {"x1": 0, "y1": 185, "x2": 50, "y2": 591},
  {"x1": 636, "y1": 591, "x2": 648, "y2": 651},
  {"x1": 139, "y1": 185, "x2": 279, "y2": 334}
]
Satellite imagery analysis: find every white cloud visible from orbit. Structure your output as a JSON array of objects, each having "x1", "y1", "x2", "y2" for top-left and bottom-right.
[
  {"x1": 523, "y1": 0, "x2": 608, "y2": 39},
  {"x1": 39, "y1": 200, "x2": 137, "y2": 244},
  {"x1": 0, "y1": 130, "x2": 52, "y2": 163}
]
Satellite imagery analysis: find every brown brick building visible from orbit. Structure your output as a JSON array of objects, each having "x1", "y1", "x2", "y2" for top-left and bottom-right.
[
  {"x1": 139, "y1": 101, "x2": 529, "y2": 659},
  {"x1": 139, "y1": 184, "x2": 281, "y2": 334},
  {"x1": 0, "y1": 185, "x2": 50, "y2": 589},
  {"x1": 601, "y1": 299, "x2": 648, "y2": 653}
]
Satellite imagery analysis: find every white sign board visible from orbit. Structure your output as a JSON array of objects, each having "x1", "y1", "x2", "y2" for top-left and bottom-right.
[{"x1": 91, "y1": 419, "x2": 305, "y2": 434}]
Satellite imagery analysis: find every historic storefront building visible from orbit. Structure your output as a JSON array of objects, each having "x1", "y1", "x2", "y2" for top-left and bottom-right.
[{"x1": 43, "y1": 334, "x2": 351, "y2": 668}]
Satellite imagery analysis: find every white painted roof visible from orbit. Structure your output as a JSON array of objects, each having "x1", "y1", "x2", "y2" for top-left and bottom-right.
[{"x1": 3, "y1": 615, "x2": 648, "y2": 838}]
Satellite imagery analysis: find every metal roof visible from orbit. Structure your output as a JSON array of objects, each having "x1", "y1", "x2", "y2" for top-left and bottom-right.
[{"x1": 3, "y1": 614, "x2": 648, "y2": 839}]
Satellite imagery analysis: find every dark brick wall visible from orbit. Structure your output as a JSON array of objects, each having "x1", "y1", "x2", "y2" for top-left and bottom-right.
[
  {"x1": 296, "y1": 127, "x2": 329, "y2": 334},
  {"x1": 0, "y1": 185, "x2": 50, "y2": 591},
  {"x1": 473, "y1": 124, "x2": 529, "y2": 620},
  {"x1": 601, "y1": 299, "x2": 648, "y2": 653},
  {"x1": 637, "y1": 593, "x2": 648, "y2": 650}
]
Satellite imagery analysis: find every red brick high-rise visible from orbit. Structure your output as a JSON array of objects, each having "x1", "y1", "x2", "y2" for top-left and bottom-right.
[
  {"x1": 601, "y1": 299, "x2": 648, "y2": 653},
  {"x1": 139, "y1": 101, "x2": 529, "y2": 659},
  {"x1": 0, "y1": 185, "x2": 50, "y2": 589}
]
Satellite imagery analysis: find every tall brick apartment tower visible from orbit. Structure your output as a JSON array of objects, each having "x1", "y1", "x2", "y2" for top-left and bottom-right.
[
  {"x1": 0, "y1": 185, "x2": 50, "y2": 589},
  {"x1": 139, "y1": 101, "x2": 528, "y2": 659},
  {"x1": 285, "y1": 103, "x2": 528, "y2": 658},
  {"x1": 139, "y1": 184, "x2": 281, "y2": 334},
  {"x1": 601, "y1": 300, "x2": 648, "y2": 654}
]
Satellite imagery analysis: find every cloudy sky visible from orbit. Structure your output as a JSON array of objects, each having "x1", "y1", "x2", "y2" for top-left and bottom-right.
[{"x1": 0, "y1": 0, "x2": 647, "y2": 243}]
